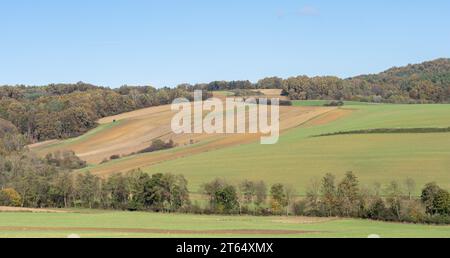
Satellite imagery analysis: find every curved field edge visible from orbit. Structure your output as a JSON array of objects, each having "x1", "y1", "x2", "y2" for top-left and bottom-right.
[{"x1": 0, "y1": 211, "x2": 449, "y2": 238}]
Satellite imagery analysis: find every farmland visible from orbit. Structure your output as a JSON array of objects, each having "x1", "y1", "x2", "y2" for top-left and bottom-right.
[
  {"x1": 2, "y1": 0, "x2": 450, "y2": 241},
  {"x1": 0, "y1": 210, "x2": 449, "y2": 238},
  {"x1": 30, "y1": 101, "x2": 450, "y2": 194},
  {"x1": 31, "y1": 103, "x2": 338, "y2": 166}
]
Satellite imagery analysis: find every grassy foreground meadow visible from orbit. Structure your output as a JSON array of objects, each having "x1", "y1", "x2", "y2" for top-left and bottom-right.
[{"x1": 0, "y1": 211, "x2": 449, "y2": 238}]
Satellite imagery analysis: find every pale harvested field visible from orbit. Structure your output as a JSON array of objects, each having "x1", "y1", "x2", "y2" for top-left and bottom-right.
[
  {"x1": 0, "y1": 206, "x2": 68, "y2": 213},
  {"x1": 31, "y1": 102, "x2": 345, "y2": 176},
  {"x1": 258, "y1": 89, "x2": 288, "y2": 100}
]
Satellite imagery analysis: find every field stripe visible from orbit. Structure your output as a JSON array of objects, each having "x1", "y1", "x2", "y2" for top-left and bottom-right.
[{"x1": 0, "y1": 226, "x2": 322, "y2": 235}]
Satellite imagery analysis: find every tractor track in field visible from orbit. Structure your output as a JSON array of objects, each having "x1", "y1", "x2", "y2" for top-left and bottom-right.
[{"x1": 0, "y1": 226, "x2": 322, "y2": 235}]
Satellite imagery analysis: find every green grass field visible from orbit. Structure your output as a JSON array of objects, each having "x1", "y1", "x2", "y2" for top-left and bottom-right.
[
  {"x1": 0, "y1": 211, "x2": 449, "y2": 238},
  {"x1": 145, "y1": 104, "x2": 450, "y2": 193}
]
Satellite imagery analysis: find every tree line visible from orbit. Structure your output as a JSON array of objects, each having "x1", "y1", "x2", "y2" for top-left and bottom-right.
[
  {"x1": 182, "y1": 58, "x2": 450, "y2": 103},
  {"x1": 1, "y1": 133, "x2": 449, "y2": 224},
  {"x1": 194, "y1": 173, "x2": 450, "y2": 225},
  {"x1": 0, "y1": 131, "x2": 190, "y2": 210},
  {"x1": 298, "y1": 172, "x2": 450, "y2": 224}
]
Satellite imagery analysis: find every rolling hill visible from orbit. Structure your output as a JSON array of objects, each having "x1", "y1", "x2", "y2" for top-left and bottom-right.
[
  {"x1": 30, "y1": 96, "x2": 450, "y2": 195},
  {"x1": 30, "y1": 99, "x2": 341, "y2": 165}
]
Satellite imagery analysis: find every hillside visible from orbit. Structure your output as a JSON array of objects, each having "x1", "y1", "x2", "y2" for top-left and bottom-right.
[
  {"x1": 3, "y1": 59, "x2": 448, "y2": 197},
  {"x1": 53, "y1": 102, "x2": 450, "y2": 194},
  {"x1": 31, "y1": 103, "x2": 341, "y2": 165}
]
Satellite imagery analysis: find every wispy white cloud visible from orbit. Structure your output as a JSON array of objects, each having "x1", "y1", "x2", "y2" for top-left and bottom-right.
[
  {"x1": 276, "y1": 5, "x2": 320, "y2": 19},
  {"x1": 297, "y1": 6, "x2": 320, "y2": 17}
]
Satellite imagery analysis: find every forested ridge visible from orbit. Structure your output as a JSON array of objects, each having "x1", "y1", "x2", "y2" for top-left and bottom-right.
[{"x1": 188, "y1": 58, "x2": 450, "y2": 103}]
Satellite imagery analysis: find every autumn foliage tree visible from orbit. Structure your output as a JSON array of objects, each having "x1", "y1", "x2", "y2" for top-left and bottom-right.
[{"x1": 0, "y1": 188, "x2": 22, "y2": 207}]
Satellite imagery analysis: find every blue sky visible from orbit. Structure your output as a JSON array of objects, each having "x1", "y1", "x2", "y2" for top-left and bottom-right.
[{"x1": 1, "y1": 0, "x2": 449, "y2": 87}]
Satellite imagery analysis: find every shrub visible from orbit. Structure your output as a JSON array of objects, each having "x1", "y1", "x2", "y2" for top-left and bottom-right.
[
  {"x1": 45, "y1": 150, "x2": 87, "y2": 169},
  {"x1": 253, "y1": 99, "x2": 292, "y2": 106},
  {"x1": 0, "y1": 188, "x2": 22, "y2": 207},
  {"x1": 423, "y1": 215, "x2": 450, "y2": 225},
  {"x1": 180, "y1": 202, "x2": 203, "y2": 214},
  {"x1": 138, "y1": 139, "x2": 176, "y2": 154},
  {"x1": 202, "y1": 179, "x2": 239, "y2": 214},
  {"x1": 279, "y1": 100, "x2": 293, "y2": 106},
  {"x1": 255, "y1": 206, "x2": 272, "y2": 216},
  {"x1": 363, "y1": 198, "x2": 389, "y2": 220},
  {"x1": 270, "y1": 184, "x2": 288, "y2": 215},
  {"x1": 324, "y1": 100, "x2": 344, "y2": 107},
  {"x1": 433, "y1": 189, "x2": 450, "y2": 215},
  {"x1": 110, "y1": 154, "x2": 121, "y2": 160},
  {"x1": 292, "y1": 200, "x2": 307, "y2": 216},
  {"x1": 421, "y1": 182, "x2": 450, "y2": 216},
  {"x1": 400, "y1": 200, "x2": 426, "y2": 223}
]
